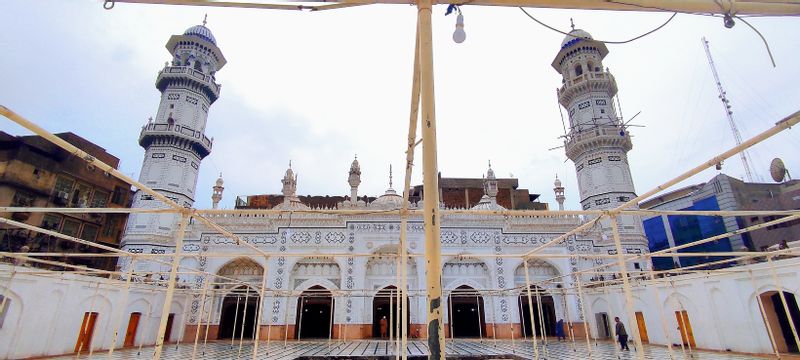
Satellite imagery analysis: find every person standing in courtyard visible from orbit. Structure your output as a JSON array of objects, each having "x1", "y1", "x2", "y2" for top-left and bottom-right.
[
  {"x1": 615, "y1": 317, "x2": 629, "y2": 350},
  {"x1": 379, "y1": 316, "x2": 388, "y2": 338},
  {"x1": 555, "y1": 318, "x2": 566, "y2": 341}
]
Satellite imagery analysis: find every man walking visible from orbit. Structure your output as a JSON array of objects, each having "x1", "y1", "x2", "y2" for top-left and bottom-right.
[{"x1": 614, "y1": 317, "x2": 629, "y2": 350}]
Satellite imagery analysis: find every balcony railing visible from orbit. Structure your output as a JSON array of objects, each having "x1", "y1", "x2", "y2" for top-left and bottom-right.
[
  {"x1": 558, "y1": 71, "x2": 615, "y2": 96},
  {"x1": 139, "y1": 123, "x2": 213, "y2": 154},
  {"x1": 156, "y1": 66, "x2": 221, "y2": 96}
]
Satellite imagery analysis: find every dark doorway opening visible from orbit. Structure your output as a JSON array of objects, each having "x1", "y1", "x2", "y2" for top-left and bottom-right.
[
  {"x1": 372, "y1": 286, "x2": 410, "y2": 338},
  {"x1": 770, "y1": 291, "x2": 800, "y2": 353},
  {"x1": 519, "y1": 286, "x2": 556, "y2": 338},
  {"x1": 296, "y1": 285, "x2": 334, "y2": 339},
  {"x1": 218, "y1": 286, "x2": 260, "y2": 340},
  {"x1": 448, "y1": 285, "x2": 486, "y2": 338},
  {"x1": 596, "y1": 312, "x2": 611, "y2": 339}
]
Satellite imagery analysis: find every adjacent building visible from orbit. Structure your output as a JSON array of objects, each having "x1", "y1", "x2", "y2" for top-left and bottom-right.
[
  {"x1": 0, "y1": 131, "x2": 132, "y2": 271},
  {"x1": 640, "y1": 173, "x2": 800, "y2": 270}
]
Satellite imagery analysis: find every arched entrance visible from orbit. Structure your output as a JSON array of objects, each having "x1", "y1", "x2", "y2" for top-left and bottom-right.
[
  {"x1": 519, "y1": 285, "x2": 556, "y2": 338},
  {"x1": 372, "y1": 286, "x2": 410, "y2": 338},
  {"x1": 296, "y1": 285, "x2": 334, "y2": 339},
  {"x1": 218, "y1": 286, "x2": 260, "y2": 339},
  {"x1": 448, "y1": 285, "x2": 486, "y2": 338},
  {"x1": 761, "y1": 291, "x2": 800, "y2": 353}
]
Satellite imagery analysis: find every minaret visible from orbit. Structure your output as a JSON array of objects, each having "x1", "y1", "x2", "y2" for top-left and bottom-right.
[
  {"x1": 554, "y1": 174, "x2": 565, "y2": 211},
  {"x1": 484, "y1": 161, "x2": 498, "y2": 201},
  {"x1": 348, "y1": 156, "x2": 361, "y2": 203},
  {"x1": 212, "y1": 173, "x2": 224, "y2": 209},
  {"x1": 281, "y1": 161, "x2": 298, "y2": 205},
  {"x1": 120, "y1": 20, "x2": 226, "y2": 259},
  {"x1": 552, "y1": 27, "x2": 646, "y2": 248}
]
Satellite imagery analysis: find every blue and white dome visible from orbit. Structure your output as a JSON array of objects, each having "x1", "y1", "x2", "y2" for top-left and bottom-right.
[
  {"x1": 560, "y1": 29, "x2": 592, "y2": 49},
  {"x1": 184, "y1": 24, "x2": 217, "y2": 45}
]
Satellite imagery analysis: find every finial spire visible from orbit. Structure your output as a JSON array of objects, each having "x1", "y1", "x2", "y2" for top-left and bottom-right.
[
  {"x1": 288, "y1": 160, "x2": 292, "y2": 169},
  {"x1": 488, "y1": 160, "x2": 492, "y2": 168},
  {"x1": 202, "y1": 14, "x2": 208, "y2": 26},
  {"x1": 389, "y1": 164, "x2": 393, "y2": 189},
  {"x1": 570, "y1": 18, "x2": 575, "y2": 30}
]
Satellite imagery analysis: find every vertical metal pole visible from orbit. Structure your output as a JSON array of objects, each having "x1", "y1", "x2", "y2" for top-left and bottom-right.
[
  {"x1": 768, "y1": 256, "x2": 800, "y2": 350},
  {"x1": 238, "y1": 286, "x2": 251, "y2": 358},
  {"x1": 523, "y1": 260, "x2": 540, "y2": 359},
  {"x1": 283, "y1": 294, "x2": 291, "y2": 347},
  {"x1": 231, "y1": 295, "x2": 241, "y2": 348},
  {"x1": 748, "y1": 269, "x2": 781, "y2": 359},
  {"x1": 509, "y1": 292, "x2": 516, "y2": 353},
  {"x1": 202, "y1": 287, "x2": 215, "y2": 356},
  {"x1": 297, "y1": 294, "x2": 305, "y2": 340},
  {"x1": 519, "y1": 295, "x2": 527, "y2": 339},
  {"x1": 609, "y1": 215, "x2": 645, "y2": 360},
  {"x1": 109, "y1": 257, "x2": 137, "y2": 356},
  {"x1": 391, "y1": 287, "x2": 395, "y2": 342},
  {"x1": 399, "y1": 15, "x2": 421, "y2": 359},
  {"x1": 192, "y1": 277, "x2": 210, "y2": 359},
  {"x1": 535, "y1": 284, "x2": 546, "y2": 344},
  {"x1": 253, "y1": 259, "x2": 269, "y2": 359},
  {"x1": 416, "y1": 0, "x2": 444, "y2": 356},
  {"x1": 669, "y1": 281, "x2": 687, "y2": 357},
  {"x1": 575, "y1": 275, "x2": 592, "y2": 358},
  {"x1": 648, "y1": 271, "x2": 674, "y2": 359},
  {"x1": 448, "y1": 291, "x2": 454, "y2": 339},
  {"x1": 490, "y1": 293, "x2": 497, "y2": 346},
  {"x1": 153, "y1": 212, "x2": 190, "y2": 360},
  {"x1": 327, "y1": 294, "x2": 335, "y2": 348},
  {"x1": 137, "y1": 289, "x2": 155, "y2": 356},
  {"x1": 177, "y1": 292, "x2": 191, "y2": 350},
  {"x1": 76, "y1": 281, "x2": 101, "y2": 358},
  {"x1": 476, "y1": 293, "x2": 483, "y2": 342}
]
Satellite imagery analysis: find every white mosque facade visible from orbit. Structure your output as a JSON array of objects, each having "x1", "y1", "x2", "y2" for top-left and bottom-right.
[{"x1": 113, "y1": 22, "x2": 650, "y2": 342}]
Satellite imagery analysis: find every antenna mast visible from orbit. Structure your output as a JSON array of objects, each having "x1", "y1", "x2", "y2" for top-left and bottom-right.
[{"x1": 702, "y1": 37, "x2": 754, "y2": 182}]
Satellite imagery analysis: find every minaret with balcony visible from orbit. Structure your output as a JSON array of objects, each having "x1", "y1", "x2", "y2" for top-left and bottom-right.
[
  {"x1": 120, "y1": 20, "x2": 226, "y2": 259},
  {"x1": 553, "y1": 27, "x2": 646, "y2": 249}
]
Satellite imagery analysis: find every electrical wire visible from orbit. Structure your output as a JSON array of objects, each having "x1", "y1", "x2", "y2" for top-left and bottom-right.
[
  {"x1": 734, "y1": 15, "x2": 777, "y2": 67},
  {"x1": 518, "y1": 7, "x2": 678, "y2": 45}
]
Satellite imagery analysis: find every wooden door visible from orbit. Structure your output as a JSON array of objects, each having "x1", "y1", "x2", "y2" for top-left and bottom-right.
[
  {"x1": 635, "y1": 311, "x2": 649, "y2": 343},
  {"x1": 675, "y1": 310, "x2": 696, "y2": 348},
  {"x1": 74, "y1": 312, "x2": 98, "y2": 353},
  {"x1": 123, "y1": 312, "x2": 141, "y2": 347},
  {"x1": 164, "y1": 313, "x2": 175, "y2": 343}
]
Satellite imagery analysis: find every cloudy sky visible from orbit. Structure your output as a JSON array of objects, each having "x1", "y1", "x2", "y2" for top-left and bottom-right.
[{"x1": 1, "y1": 1, "x2": 798, "y2": 210}]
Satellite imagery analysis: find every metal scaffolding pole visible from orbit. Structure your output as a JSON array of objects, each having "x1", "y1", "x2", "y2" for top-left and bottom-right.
[
  {"x1": 609, "y1": 215, "x2": 645, "y2": 360},
  {"x1": 253, "y1": 258, "x2": 269, "y2": 359},
  {"x1": 153, "y1": 212, "x2": 190, "y2": 360},
  {"x1": 415, "y1": 0, "x2": 444, "y2": 357}
]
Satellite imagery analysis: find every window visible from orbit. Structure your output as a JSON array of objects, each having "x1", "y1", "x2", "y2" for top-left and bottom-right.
[
  {"x1": 80, "y1": 225, "x2": 99, "y2": 242},
  {"x1": 103, "y1": 217, "x2": 119, "y2": 238},
  {"x1": 0, "y1": 295, "x2": 9, "y2": 328},
  {"x1": 42, "y1": 214, "x2": 63, "y2": 231},
  {"x1": 61, "y1": 219, "x2": 81, "y2": 238},
  {"x1": 90, "y1": 190, "x2": 109, "y2": 208},
  {"x1": 111, "y1": 186, "x2": 126, "y2": 205},
  {"x1": 54, "y1": 176, "x2": 74, "y2": 204},
  {"x1": 70, "y1": 183, "x2": 92, "y2": 208},
  {"x1": 12, "y1": 191, "x2": 35, "y2": 207},
  {"x1": 574, "y1": 64, "x2": 583, "y2": 76}
]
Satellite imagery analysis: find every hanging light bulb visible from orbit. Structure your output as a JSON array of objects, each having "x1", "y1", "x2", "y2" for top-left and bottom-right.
[{"x1": 453, "y1": 13, "x2": 466, "y2": 44}]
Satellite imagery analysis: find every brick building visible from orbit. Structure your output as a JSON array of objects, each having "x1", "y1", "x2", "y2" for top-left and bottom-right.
[{"x1": 0, "y1": 131, "x2": 132, "y2": 271}]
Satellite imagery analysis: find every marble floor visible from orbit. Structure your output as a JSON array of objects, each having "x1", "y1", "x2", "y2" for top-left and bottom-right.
[{"x1": 53, "y1": 339, "x2": 776, "y2": 359}]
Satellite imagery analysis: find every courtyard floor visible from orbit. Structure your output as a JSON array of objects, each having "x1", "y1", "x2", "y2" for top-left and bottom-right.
[{"x1": 48, "y1": 339, "x2": 785, "y2": 359}]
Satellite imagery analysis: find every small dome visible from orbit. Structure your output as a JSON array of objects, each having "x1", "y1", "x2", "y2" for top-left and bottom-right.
[
  {"x1": 215, "y1": 175, "x2": 224, "y2": 187},
  {"x1": 560, "y1": 29, "x2": 592, "y2": 49},
  {"x1": 554, "y1": 175, "x2": 562, "y2": 188},
  {"x1": 471, "y1": 195, "x2": 506, "y2": 211},
  {"x1": 184, "y1": 24, "x2": 217, "y2": 45},
  {"x1": 273, "y1": 199, "x2": 310, "y2": 211},
  {"x1": 370, "y1": 192, "x2": 405, "y2": 209}
]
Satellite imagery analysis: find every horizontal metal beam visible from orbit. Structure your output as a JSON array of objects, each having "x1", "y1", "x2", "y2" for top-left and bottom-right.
[{"x1": 108, "y1": 0, "x2": 800, "y2": 15}]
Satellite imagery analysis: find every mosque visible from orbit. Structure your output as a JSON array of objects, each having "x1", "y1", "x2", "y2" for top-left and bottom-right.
[{"x1": 115, "y1": 20, "x2": 649, "y2": 342}]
